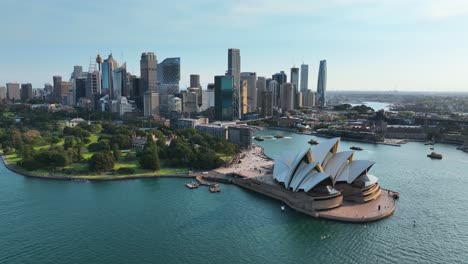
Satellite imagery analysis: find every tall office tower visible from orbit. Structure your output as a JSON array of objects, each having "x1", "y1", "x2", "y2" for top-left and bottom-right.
[
  {"x1": 112, "y1": 63, "x2": 127, "y2": 100},
  {"x1": 200, "y1": 89, "x2": 215, "y2": 112},
  {"x1": 44, "y1": 84, "x2": 53, "y2": 94},
  {"x1": 240, "y1": 80, "x2": 248, "y2": 114},
  {"x1": 132, "y1": 77, "x2": 143, "y2": 110},
  {"x1": 158, "y1": 58, "x2": 181, "y2": 115},
  {"x1": 61, "y1": 81, "x2": 72, "y2": 105},
  {"x1": 280, "y1": 83, "x2": 294, "y2": 112},
  {"x1": 207, "y1": 83, "x2": 215, "y2": 91},
  {"x1": 300, "y1": 64, "x2": 309, "y2": 93},
  {"x1": 188, "y1": 74, "x2": 202, "y2": 108},
  {"x1": 240, "y1": 72, "x2": 257, "y2": 113},
  {"x1": 0, "y1": 86, "x2": 6, "y2": 100},
  {"x1": 256, "y1": 77, "x2": 266, "y2": 113},
  {"x1": 74, "y1": 77, "x2": 86, "y2": 104},
  {"x1": 214, "y1": 75, "x2": 234, "y2": 121},
  {"x1": 53, "y1": 76, "x2": 62, "y2": 102},
  {"x1": 227, "y1": 48, "x2": 241, "y2": 119},
  {"x1": 21, "y1": 83, "x2": 33, "y2": 101},
  {"x1": 168, "y1": 96, "x2": 182, "y2": 113},
  {"x1": 71, "y1": 66, "x2": 84, "y2": 79},
  {"x1": 303, "y1": 90, "x2": 315, "y2": 108},
  {"x1": 290, "y1": 67, "x2": 299, "y2": 93},
  {"x1": 144, "y1": 91, "x2": 159, "y2": 116},
  {"x1": 272, "y1": 71, "x2": 287, "y2": 107},
  {"x1": 290, "y1": 67, "x2": 299, "y2": 108},
  {"x1": 102, "y1": 54, "x2": 119, "y2": 96},
  {"x1": 181, "y1": 91, "x2": 198, "y2": 117},
  {"x1": 268, "y1": 80, "x2": 279, "y2": 107},
  {"x1": 260, "y1": 90, "x2": 273, "y2": 117},
  {"x1": 141, "y1": 52, "x2": 158, "y2": 116},
  {"x1": 85, "y1": 71, "x2": 101, "y2": 107},
  {"x1": 190, "y1": 74, "x2": 200, "y2": 88},
  {"x1": 296, "y1": 92, "x2": 302, "y2": 108},
  {"x1": 316, "y1": 60, "x2": 327, "y2": 107},
  {"x1": 140, "y1": 52, "x2": 158, "y2": 93},
  {"x1": 6, "y1": 83, "x2": 20, "y2": 101}
]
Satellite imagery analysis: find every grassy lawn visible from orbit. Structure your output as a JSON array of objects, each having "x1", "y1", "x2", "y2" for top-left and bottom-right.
[
  {"x1": 217, "y1": 153, "x2": 235, "y2": 163},
  {"x1": 85, "y1": 133, "x2": 99, "y2": 147},
  {"x1": 5, "y1": 153, "x2": 21, "y2": 163}
]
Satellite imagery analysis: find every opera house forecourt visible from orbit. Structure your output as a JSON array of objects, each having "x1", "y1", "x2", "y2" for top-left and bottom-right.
[{"x1": 233, "y1": 138, "x2": 398, "y2": 222}]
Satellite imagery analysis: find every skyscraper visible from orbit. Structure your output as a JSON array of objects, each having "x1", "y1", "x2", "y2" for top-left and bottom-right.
[
  {"x1": 102, "y1": 54, "x2": 119, "y2": 96},
  {"x1": 21, "y1": 83, "x2": 33, "y2": 101},
  {"x1": 214, "y1": 75, "x2": 234, "y2": 121},
  {"x1": 158, "y1": 58, "x2": 180, "y2": 115},
  {"x1": 317, "y1": 60, "x2": 327, "y2": 107},
  {"x1": 272, "y1": 71, "x2": 287, "y2": 107},
  {"x1": 141, "y1": 52, "x2": 158, "y2": 116},
  {"x1": 290, "y1": 67, "x2": 299, "y2": 94},
  {"x1": 112, "y1": 63, "x2": 127, "y2": 100},
  {"x1": 190, "y1": 74, "x2": 200, "y2": 88},
  {"x1": 188, "y1": 74, "x2": 202, "y2": 108},
  {"x1": 280, "y1": 83, "x2": 294, "y2": 112},
  {"x1": 53, "y1": 76, "x2": 62, "y2": 102},
  {"x1": 300, "y1": 64, "x2": 309, "y2": 93},
  {"x1": 268, "y1": 80, "x2": 279, "y2": 107},
  {"x1": 260, "y1": 90, "x2": 273, "y2": 117},
  {"x1": 227, "y1": 49, "x2": 241, "y2": 119},
  {"x1": 0, "y1": 86, "x2": 6, "y2": 100},
  {"x1": 74, "y1": 77, "x2": 86, "y2": 104},
  {"x1": 256, "y1": 77, "x2": 266, "y2": 113},
  {"x1": 6, "y1": 83, "x2": 20, "y2": 101},
  {"x1": 240, "y1": 72, "x2": 257, "y2": 112},
  {"x1": 241, "y1": 80, "x2": 248, "y2": 115},
  {"x1": 140, "y1": 52, "x2": 157, "y2": 93}
]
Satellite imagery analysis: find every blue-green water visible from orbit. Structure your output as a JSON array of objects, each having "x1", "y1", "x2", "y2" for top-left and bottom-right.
[{"x1": 1, "y1": 130, "x2": 468, "y2": 263}]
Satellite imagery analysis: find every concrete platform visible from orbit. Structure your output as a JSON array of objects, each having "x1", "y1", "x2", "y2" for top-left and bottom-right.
[{"x1": 318, "y1": 189, "x2": 396, "y2": 222}]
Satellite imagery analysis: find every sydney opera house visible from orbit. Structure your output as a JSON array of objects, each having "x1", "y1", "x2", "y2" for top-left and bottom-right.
[{"x1": 234, "y1": 138, "x2": 397, "y2": 222}]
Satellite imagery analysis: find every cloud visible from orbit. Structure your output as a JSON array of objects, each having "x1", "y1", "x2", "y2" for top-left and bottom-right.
[{"x1": 419, "y1": 0, "x2": 468, "y2": 20}]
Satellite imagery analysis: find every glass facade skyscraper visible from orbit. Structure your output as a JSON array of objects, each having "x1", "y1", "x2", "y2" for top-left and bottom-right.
[
  {"x1": 300, "y1": 64, "x2": 309, "y2": 93},
  {"x1": 214, "y1": 75, "x2": 234, "y2": 121},
  {"x1": 157, "y1": 57, "x2": 180, "y2": 115},
  {"x1": 227, "y1": 49, "x2": 241, "y2": 119},
  {"x1": 317, "y1": 60, "x2": 327, "y2": 107}
]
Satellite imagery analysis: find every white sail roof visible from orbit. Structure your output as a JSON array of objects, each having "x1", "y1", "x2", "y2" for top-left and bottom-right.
[
  {"x1": 272, "y1": 138, "x2": 378, "y2": 192},
  {"x1": 310, "y1": 137, "x2": 340, "y2": 165},
  {"x1": 323, "y1": 151, "x2": 354, "y2": 181},
  {"x1": 336, "y1": 160, "x2": 376, "y2": 184}
]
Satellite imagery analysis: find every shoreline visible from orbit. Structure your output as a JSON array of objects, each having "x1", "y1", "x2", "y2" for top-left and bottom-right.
[{"x1": 0, "y1": 155, "x2": 193, "y2": 182}]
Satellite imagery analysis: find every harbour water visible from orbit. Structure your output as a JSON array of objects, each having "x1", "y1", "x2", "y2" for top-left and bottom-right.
[{"x1": 1, "y1": 130, "x2": 468, "y2": 263}]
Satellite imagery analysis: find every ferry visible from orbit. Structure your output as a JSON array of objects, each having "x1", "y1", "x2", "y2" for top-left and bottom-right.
[
  {"x1": 350, "y1": 146, "x2": 363, "y2": 151},
  {"x1": 274, "y1": 134, "x2": 285, "y2": 139},
  {"x1": 254, "y1": 136, "x2": 264, "y2": 141},
  {"x1": 209, "y1": 184, "x2": 220, "y2": 193},
  {"x1": 427, "y1": 152, "x2": 442, "y2": 159}
]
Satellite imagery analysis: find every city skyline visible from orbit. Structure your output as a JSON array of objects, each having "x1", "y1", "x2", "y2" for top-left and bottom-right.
[{"x1": 1, "y1": 0, "x2": 468, "y2": 91}]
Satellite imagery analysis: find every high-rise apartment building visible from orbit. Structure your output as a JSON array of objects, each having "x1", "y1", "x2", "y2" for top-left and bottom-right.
[
  {"x1": 240, "y1": 72, "x2": 257, "y2": 113},
  {"x1": 227, "y1": 49, "x2": 241, "y2": 119},
  {"x1": 214, "y1": 75, "x2": 234, "y2": 121},
  {"x1": 300, "y1": 64, "x2": 309, "y2": 93},
  {"x1": 317, "y1": 60, "x2": 327, "y2": 107},
  {"x1": 6, "y1": 83, "x2": 20, "y2": 101}
]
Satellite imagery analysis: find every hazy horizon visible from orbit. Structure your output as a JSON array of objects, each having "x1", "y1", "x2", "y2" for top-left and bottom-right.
[{"x1": 1, "y1": 0, "x2": 467, "y2": 92}]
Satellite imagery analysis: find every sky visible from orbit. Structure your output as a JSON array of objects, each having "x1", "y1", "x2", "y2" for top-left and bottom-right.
[{"x1": 1, "y1": 0, "x2": 468, "y2": 91}]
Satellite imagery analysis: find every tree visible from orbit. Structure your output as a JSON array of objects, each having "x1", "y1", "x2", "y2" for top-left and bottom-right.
[
  {"x1": 64, "y1": 136, "x2": 76, "y2": 150},
  {"x1": 139, "y1": 135, "x2": 160, "y2": 171},
  {"x1": 89, "y1": 152, "x2": 114, "y2": 172},
  {"x1": 112, "y1": 143, "x2": 121, "y2": 161}
]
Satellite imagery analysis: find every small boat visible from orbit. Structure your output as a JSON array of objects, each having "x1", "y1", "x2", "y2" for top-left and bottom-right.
[
  {"x1": 209, "y1": 184, "x2": 220, "y2": 193},
  {"x1": 185, "y1": 182, "x2": 200, "y2": 189},
  {"x1": 430, "y1": 147, "x2": 434, "y2": 150},
  {"x1": 427, "y1": 152, "x2": 442, "y2": 159},
  {"x1": 308, "y1": 139, "x2": 319, "y2": 145},
  {"x1": 281, "y1": 205, "x2": 285, "y2": 211},
  {"x1": 350, "y1": 146, "x2": 363, "y2": 151},
  {"x1": 274, "y1": 134, "x2": 284, "y2": 139},
  {"x1": 254, "y1": 136, "x2": 264, "y2": 141}
]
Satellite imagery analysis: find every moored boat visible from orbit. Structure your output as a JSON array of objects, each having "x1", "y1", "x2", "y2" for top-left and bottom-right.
[
  {"x1": 427, "y1": 152, "x2": 442, "y2": 159},
  {"x1": 185, "y1": 181, "x2": 200, "y2": 189},
  {"x1": 350, "y1": 146, "x2": 363, "y2": 151}
]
